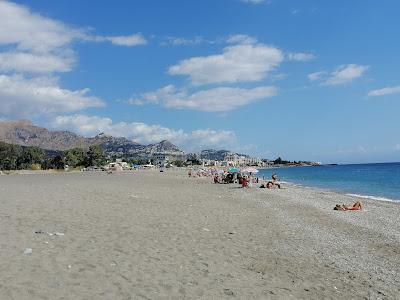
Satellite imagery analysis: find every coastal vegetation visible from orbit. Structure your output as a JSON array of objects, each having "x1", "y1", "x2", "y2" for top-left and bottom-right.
[
  {"x1": 0, "y1": 142, "x2": 44, "y2": 170},
  {"x1": 0, "y1": 142, "x2": 106, "y2": 171}
]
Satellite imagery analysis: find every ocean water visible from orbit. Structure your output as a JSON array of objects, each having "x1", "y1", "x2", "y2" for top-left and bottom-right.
[{"x1": 257, "y1": 163, "x2": 400, "y2": 202}]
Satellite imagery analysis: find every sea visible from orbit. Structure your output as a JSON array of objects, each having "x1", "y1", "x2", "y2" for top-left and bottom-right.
[{"x1": 257, "y1": 162, "x2": 400, "y2": 202}]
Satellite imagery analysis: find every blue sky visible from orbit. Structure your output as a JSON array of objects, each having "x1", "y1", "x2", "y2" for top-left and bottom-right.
[{"x1": 0, "y1": 0, "x2": 399, "y2": 163}]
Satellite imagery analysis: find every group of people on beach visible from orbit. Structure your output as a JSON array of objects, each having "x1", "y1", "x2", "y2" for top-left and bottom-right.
[
  {"x1": 211, "y1": 170, "x2": 281, "y2": 190},
  {"x1": 259, "y1": 173, "x2": 281, "y2": 189},
  {"x1": 189, "y1": 167, "x2": 363, "y2": 211}
]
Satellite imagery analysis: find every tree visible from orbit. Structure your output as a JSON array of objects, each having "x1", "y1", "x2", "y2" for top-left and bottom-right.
[
  {"x1": 0, "y1": 142, "x2": 22, "y2": 170},
  {"x1": 50, "y1": 155, "x2": 65, "y2": 169},
  {"x1": 0, "y1": 143, "x2": 44, "y2": 170},
  {"x1": 85, "y1": 145, "x2": 106, "y2": 167},
  {"x1": 186, "y1": 158, "x2": 201, "y2": 165},
  {"x1": 172, "y1": 160, "x2": 186, "y2": 167},
  {"x1": 64, "y1": 148, "x2": 86, "y2": 167},
  {"x1": 0, "y1": 142, "x2": 43, "y2": 170},
  {"x1": 18, "y1": 147, "x2": 44, "y2": 169}
]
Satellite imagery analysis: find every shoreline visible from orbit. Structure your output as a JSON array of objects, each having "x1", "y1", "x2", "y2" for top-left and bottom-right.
[
  {"x1": 278, "y1": 180, "x2": 400, "y2": 204},
  {"x1": 257, "y1": 168, "x2": 400, "y2": 204},
  {"x1": 5, "y1": 167, "x2": 400, "y2": 204}
]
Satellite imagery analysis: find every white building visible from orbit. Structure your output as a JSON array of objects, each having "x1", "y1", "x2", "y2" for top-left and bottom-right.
[
  {"x1": 115, "y1": 159, "x2": 131, "y2": 170},
  {"x1": 201, "y1": 159, "x2": 222, "y2": 167},
  {"x1": 223, "y1": 153, "x2": 262, "y2": 167},
  {"x1": 153, "y1": 153, "x2": 170, "y2": 167}
]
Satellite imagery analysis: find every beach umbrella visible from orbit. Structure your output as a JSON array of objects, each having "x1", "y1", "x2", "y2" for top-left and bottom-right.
[
  {"x1": 228, "y1": 167, "x2": 240, "y2": 173},
  {"x1": 241, "y1": 167, "x2": 259, "y2": 173}
]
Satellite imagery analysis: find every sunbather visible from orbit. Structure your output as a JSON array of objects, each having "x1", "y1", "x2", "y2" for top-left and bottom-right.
[
  {"x1": 266, "y1": 181, "x2": 281, "y2": 189},
  {"x1": 334, "y1": 201, "x2": 363, "y2": 211}
]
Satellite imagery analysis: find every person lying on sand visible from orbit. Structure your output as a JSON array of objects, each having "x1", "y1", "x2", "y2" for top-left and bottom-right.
[
  {"x1": 334, "y1": 201, "x2": 363, "y2": 211},
  {"x1": 259, "y1": 181, "x2": 281, "y2": 189},
  {"x1": 267, "y1": 181, "x2": 281, "y2": 189}
]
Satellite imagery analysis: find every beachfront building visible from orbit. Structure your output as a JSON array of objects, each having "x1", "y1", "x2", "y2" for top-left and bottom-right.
[
  {"x1": 105, "y1": 159, "x2": 131, "y2": 171},
  {"x1": 201, "y1": 159, "x2": 222, "y2": 167},
  {"x1": 152, "y1": 152, "x2": 187, "y2": 167},
  {"x1": 153, "y1": 153, "x2": 170, "y2": 167},
  {"x1": 223, "y1": 153, "x2": 263, "y2": 167}
]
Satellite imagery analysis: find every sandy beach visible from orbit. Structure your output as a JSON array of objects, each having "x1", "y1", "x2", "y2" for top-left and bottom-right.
[{"x1": 0, "y1": 170, "x2": 399, "y2": 299}]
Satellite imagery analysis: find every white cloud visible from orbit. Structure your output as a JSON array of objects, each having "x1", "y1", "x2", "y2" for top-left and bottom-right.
[
  {"x1": 0, "y1": 51, "x2": 74, "y2": 73},
  {"x1": 0, "y1": 75, "x2": 104, "y2": 118},
  {"x1": 161, "y1": 36, "x2": 206, "y2": 46},
  {"x1": 0, "y1": 1, "x2": 146, "y2": 73},
  {"x1": 368, "y1": 86, "x2": 400, "y2": 97},
  {"x1": 128, "y1": 85, "x2": 277, "y2": 112},
  {"x1": 287, "y1": 52, "x2": 315, "y2": 61},
  {"x1": 0, "y1": 1, "x2": 81, "y2": 54},
  {"x1": 308, "y1": 71, "x2": 327, "y2": 81},
  {"x1": 168, "y1": 43, "x2": 284, "y2": 85},
  {"x1": 106, "y1": 34, "x2": 147, "y2": 46},
  {"x1": 52, "y1": 114, "x2": 236, "y2": 149},
  {"x1": 91, "y1": 33, "x2": 147, "y2": 46},
  {"x1": 0, "y1": 1, "x2": 80, "y2": 73},
  {"x1": 324, "y1": 64, "x2": 369, "y2": 86},
  {"x1": 226, "y1": 34, "x2": 257, "y2": 45}
]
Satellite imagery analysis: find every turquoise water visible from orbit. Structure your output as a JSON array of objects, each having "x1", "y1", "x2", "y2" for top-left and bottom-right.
[{"x1": 257, "y1": 163, "x2": 400, "y2": 202}]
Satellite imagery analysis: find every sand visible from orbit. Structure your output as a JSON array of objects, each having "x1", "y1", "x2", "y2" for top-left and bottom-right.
[{"x1": 0, "y1": 169, "x2": 399, "y2": 299}]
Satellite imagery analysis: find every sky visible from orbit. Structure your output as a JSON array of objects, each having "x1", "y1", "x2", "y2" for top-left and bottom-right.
[{"x1": 0, "y1": 0, "x2": 399, "y2": 164}]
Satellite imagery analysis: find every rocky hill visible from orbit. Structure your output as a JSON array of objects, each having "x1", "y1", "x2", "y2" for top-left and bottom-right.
[
  {"x1": 0, "y1": 120, "x2": 92, "y2": 150},
  {"x1": 142, "y1": 140, "x2": 183, "y2": 155},
  {"x1": 0, "y1": 120, "x2": 182, "y2": 156},
  {"x1": 200, "y1": 149, "x2": 232, "y2": 161}
]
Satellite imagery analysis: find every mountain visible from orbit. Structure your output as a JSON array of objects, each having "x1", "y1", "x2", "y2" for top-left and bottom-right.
[
  {"x1": 200, "y1": 149, "x2": 232, "y2": 161},
  {"x1": 142, "y1": 140, "x2": 183, "y2": 154},
  {"x1": 0, "y1": 120, "x2": 93, "y2": 150},
  {"x1": 95, "y1": 133, "x2": 144, "y2": 155},
  {"x1": 0, "y1": 120, "x2": 182, "y2": 157}
]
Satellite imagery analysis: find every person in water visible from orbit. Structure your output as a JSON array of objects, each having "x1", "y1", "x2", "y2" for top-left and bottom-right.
[{"x1": 334, "y1": 201, "x2": 363, "y2": 211}]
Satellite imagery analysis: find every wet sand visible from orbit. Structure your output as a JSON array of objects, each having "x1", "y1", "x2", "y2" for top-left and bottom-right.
[{"x1": 0, "y1": 170, "x2": 399, "y2": 299}]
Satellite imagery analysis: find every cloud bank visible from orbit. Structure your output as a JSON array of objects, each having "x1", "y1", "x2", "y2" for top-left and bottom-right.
[
  {"x1": 0, "y1": 1, "x2": 147, "y2": 74},
  {"x1": 0, "y1": 75, "x2": 104, "y2": 118},
  {"x1": 0, "y1": 0, "x2": 146, "y2": 118},
  {"x1": 168, "y1": 42, "x2": 284, "y2": 85},
  {"x1": 129, "y1": 85, "x2": 277, "y2": 112},
  {"x1": 53, "y1": 114, "x2": 236, "y2": 149}
]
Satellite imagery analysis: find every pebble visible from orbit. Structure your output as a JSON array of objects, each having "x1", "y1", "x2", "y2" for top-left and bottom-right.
[
  {"x1": 23, "y1": 248, "x2": 32, "y2": 255},
  {"x1": 223, "y1": 288, "x2": 234, "y2": 296}
]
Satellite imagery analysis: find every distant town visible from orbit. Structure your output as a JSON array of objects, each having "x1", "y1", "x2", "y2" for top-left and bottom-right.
[{"x1": 0, "y1": 120, "x2": 320, "y2": 171}]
